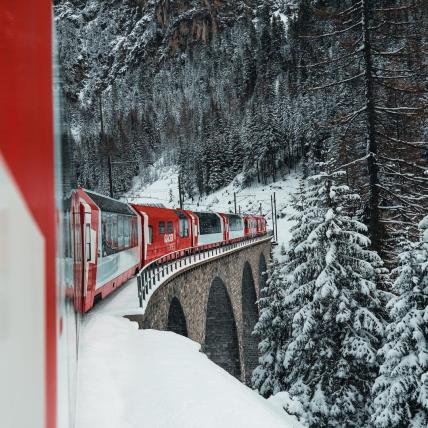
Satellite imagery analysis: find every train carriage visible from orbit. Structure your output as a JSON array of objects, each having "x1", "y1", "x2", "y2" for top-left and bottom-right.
[
  {"x1": 243, "y1": 215, "x2": 258, "y2": 237},
  {"x1": 219, "y1": 213, "x2": 245, "y2": 241},
  {"x1": 131, "y1": 204, "x2": 195, "y2": 265},
  {"x1": 72, "y1": 189, "x2": 141, "y2": 312},
  {"x1": 254, "y1": 215, "x2": 267, "y2": 235},
  {"x1": 193, "y1": 211, "x2": 225, "y2": 247}
]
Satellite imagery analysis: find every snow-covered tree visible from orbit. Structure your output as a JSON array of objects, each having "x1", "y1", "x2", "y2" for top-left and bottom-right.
[
  {"x1": 252, "y1": 258, "x2": 289, "y2": 398},
  {"x1": 281, "y1": 169, "x2": 385, "y2": 427},
  {"x1": 372, "y1": 216, "x2": 428, "y2": 427}
]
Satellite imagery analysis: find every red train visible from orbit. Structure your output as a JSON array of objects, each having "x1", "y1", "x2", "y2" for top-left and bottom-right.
[{"x1": 71, "y1": 188, "x2": 267, "y2": 312}]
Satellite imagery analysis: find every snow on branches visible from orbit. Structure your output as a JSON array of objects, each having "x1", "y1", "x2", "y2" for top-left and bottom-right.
[{"x1": 372, "y1": 216, "x2": 428, "y2": 427}]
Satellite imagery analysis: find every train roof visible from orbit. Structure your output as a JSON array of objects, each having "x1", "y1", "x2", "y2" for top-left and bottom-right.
[
  {"x1": 84, "y1": 189, "x2": 136, "y2": 216},
  {"x1": 131, "y1": 203, "x2": 183, "y2": 220}
]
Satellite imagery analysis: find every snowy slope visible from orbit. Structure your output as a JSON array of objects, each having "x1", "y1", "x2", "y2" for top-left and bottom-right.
[{"x1": 76, "y1": 316, "x2": 304, "y2": 428}]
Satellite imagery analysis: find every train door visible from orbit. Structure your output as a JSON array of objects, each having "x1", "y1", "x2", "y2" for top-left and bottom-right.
[
  {"x1": 220, "y1": 214, "x2": 229, "y2": 241},
  {"x1": 72, "y1": 198, "x2": 92, "y2": 312},
  {"x1": 72, "y1": 197, "x2": 83, "y2": 313},
  {"x1": 140, "y1": 211, "x2": 150, "y2": 267},
  {"x1": 188, "y1": 212, "x2": 198, "y2": 247}
]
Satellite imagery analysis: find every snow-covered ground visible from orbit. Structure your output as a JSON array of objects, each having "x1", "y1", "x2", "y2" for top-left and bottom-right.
[{"x1": 76, "y1": 316, "x2": 303, "y2": 428}]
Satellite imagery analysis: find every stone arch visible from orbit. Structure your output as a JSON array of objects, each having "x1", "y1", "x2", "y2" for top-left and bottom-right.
[
  {"x1": 167, "y1": 297, "x2": 188, "y2": 337},
  {"x1": 204, "y1": 277, "x2": 241, "y2": 379},
  {"x1": 259, "y1": 252, "x2": 268, "y2": 290},
  {"x1": 242, "y1": 261, "x2": 259, "y2": 385}
]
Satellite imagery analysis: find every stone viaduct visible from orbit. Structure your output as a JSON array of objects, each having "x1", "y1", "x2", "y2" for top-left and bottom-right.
[{"x1": 135, "y1": 237, "x2": 271, "y2": 385}]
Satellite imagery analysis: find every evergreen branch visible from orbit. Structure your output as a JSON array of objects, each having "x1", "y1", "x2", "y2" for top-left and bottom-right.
[
  {"x1": 299, "y1": 21, "x2": 362, "y2": 39},
  {"x1": 308, "y1": 72, "x2": 365, "y2": 91},
  {"x1": 373, "y1": 74, "x2": 416, "y2": 80},
  {"x1": 374, "y1": 106, "x2": 421, "y2": 116},
  {"x1": 380, "y1": 170, "x2": 428, "y2": 184},
  {"x1": 333, "y1": 154, "x2": 370, "y2": 173},
  {"x1": 338, "y1": 2, "x2": 362, "y2": 17},
  {"x1": 373, "y1": 6, "x2": 413, "y2": 12},
  {"x1": 376, "y1": 132, "x2": 428, "y2": 149},
  {"x1": 298, "y1": 47, "x2": 363, "y2": 69},
  {"x1": 376, "y1": 184, "x2": 426, "y2": 211},
  {"x1": 340, "y1": 106, "x2": 367, "y2": 125},
  {"x1": 372, "y1": 47, "x2": 406, "y2": 56},
  {"x1": 375, "y1": 80, "x2": 423, "y2": 94}
]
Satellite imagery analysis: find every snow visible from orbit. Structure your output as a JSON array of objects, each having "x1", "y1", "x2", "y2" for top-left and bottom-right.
[{"x1": 76, "y1": 315, "x2": 304, "y2": 428}]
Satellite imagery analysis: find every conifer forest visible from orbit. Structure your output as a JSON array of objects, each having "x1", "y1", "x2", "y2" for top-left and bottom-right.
[{"x1": 55, "y1": 1, "x2": 427, "y2": 426}]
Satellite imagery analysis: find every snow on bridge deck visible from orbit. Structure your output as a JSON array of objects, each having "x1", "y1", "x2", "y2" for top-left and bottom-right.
[{"x1": 76, "y1": 315, "x2": 303, "y2": 428}]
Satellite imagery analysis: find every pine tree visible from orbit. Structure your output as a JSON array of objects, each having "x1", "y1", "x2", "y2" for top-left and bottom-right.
[
  {"x1": 252, "y1": 258, "x2": 289, "y2": 398},
  {"x1": 372, "y1": 216, "x2": 428, "y2": 427},
  {"x1": 292, "y1": 0, "x2": 427, "y2": 259},
  {"x1": 282, "y1": 168, "x2": 385, "y2": 427}
]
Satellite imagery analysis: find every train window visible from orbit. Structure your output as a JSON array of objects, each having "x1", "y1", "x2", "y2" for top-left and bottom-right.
[
  {"x1": 86, "y1": 224, "x2": 91, "y2": 261},
  {"x1": 159, "y1": 221, "x2": 165, "y2": 234},
  {"x1": 148, "y1": 226, "x2": 153, "y2": 244},
  {"x1": 101, "y1": 212, "x2": 138, "y2": 255},
  {"x1": 73, "y1": 212, "x2": 82, "y2": 262},
  {"x1": 197, "y1": 213, "x2": 221, "y2": 235},
  {"x1": 124, "y1": 217, "x2": 130, "y2": 248},
  {"x1": 118, "y1": 216, "x2": 124, "y2": 249},
  {"x1": 63, "y1": 211, "x2": 72, "y2": 258},
  {"x1": 131, "y1": 217, "x2": 138, "y2": 247},
  {"x1": 228, "y1": 214, "x2": 243, "y2": 231},
  {"x1": 179, "y1": 218, "x2": 189, "y2": 237},
  {"x1": 167, "y1": 221, "x2": 173, "y2": 233},
  {"x1": 112, "y1": 214, "x2": 118, "y2": 248}
]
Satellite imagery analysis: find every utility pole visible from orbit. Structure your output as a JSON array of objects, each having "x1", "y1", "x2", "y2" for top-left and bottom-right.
[
  {"x1": 178, "y1": 175, "x2": 183, "y2": 209},
  {"x1": 234, "y1": 192, "x2": 237, "y2": 214},
  {"x1": 259, "y1": 202, "x2": 262, "y2": 215},
  {"x1": 273, "y1": 192, "x2": 278, "y2": 243},
  {"x1": 271, "y1": 194, "x2": 274, "y2": 238},
  {"x1": 99, "y1": 93, "x2": 114, "y2": 198},
  {"x1": 107, "y1": 155, "x2": 113, "y2": 199}
]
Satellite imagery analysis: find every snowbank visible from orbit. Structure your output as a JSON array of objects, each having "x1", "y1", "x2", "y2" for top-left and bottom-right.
[{"x1": 76, "y1": 316, "x2": 303, "y2": 428}]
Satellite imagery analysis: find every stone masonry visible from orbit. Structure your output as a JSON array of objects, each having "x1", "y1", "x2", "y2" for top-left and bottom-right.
[{"x1": 140, "y1": 238, "x2": 271, "y2": 384}]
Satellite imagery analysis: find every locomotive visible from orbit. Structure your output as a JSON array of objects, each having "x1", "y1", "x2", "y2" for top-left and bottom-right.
[{"x1": 71, "y1": 188, "x2": 267, "y2": 312}]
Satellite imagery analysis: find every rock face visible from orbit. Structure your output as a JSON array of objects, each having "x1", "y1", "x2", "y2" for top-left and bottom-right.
[
  {"x1": 53, "y1": 0, "x2": 292, "y2": 198},
  {"x1": 55, "y1": 0, "x2": 254, "y2": 101}
]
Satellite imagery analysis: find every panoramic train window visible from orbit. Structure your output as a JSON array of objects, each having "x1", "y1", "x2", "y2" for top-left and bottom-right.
[
  {"x1": 131, "y1": 217, "x2": 138, "y2": 246},
  {"x1": 101, "y1": 212, "x2": 138, "y2": 255},
  {"x1": 179, "y1": 218, "x2": 189, "y2": 237},
  {"x1": 227, "y1": 214, "x2": 244, "y2": 231},
  {"x1": 175, "y1": 211, "x2": 189, "y2": 238},
  {"x1": 197, "y1": 213, "x2": 221, "y2": 235}
]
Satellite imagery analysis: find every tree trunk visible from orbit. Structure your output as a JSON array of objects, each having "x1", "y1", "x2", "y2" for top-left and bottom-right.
[{"x1": 362, "y1": 0, "x2": 381, "y2": 253}]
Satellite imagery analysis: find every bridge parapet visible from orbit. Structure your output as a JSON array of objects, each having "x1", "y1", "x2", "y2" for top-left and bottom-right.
[{"x1": 137, "y1": 234, "x2": 272, "y2": 312}]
